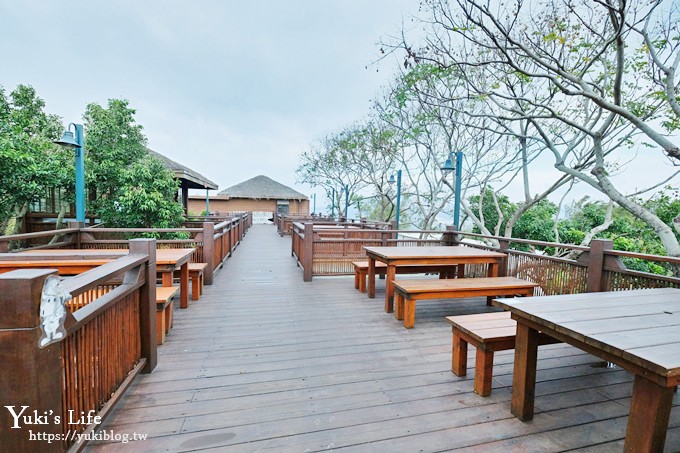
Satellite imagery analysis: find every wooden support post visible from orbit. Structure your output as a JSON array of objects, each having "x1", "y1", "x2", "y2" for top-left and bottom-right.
[
  {"x1": 302, "y1": 223, "x2": 314, "y2": 282},
  {"x1": 498, "y1": 238, "x2": 510, "y2": 277},
  {"x1": 625, "y1": 375, "x2": 674, "y2": 452},
  {"x1": 202, "y1": 222, "x2": 215, "y2": 285},
  {"x1": 0, "y1": 269, "x2": 63, "y2": 452},
  {"x1": 129, "y1": 239, "x2": 157, "y2": 373},
  {"x1": 585, "y1": 239, "x2": 613, "y2": 293},
  {"x1": 443, "y1": 225, "x2": 456, "y2": 246},
  {"x1": 67, "y1": 221, "x2": 84, "y2": 248},
  {"x1": 291, "y1": 226, "x2": 296, "y2": 257}
]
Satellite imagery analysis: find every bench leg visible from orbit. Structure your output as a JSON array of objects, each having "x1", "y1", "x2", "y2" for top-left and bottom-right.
[
  {"x1": 156, "y1": 309, "x2": 166, "y2": 345},
  {"x1": 166, "y1": 301, "x2": 174, "y2": 330},
  {"x1": 354, "y1": 270, "x2": 360, "y2": 290},
  {"x1": 395, "y1": 293, "x2": 404, "y2": 320},
  {"x1": 199, "y1": 273, "x2": 204, "y2": 296},
  {"x1": 359, "y1": 271, "x2": 367, "y2": 293},
  {"x1": 403, "y1": 298, "x2": 416, "y2": 329},
  {"x1": 191, "y1": 275, "x2": 200, "y2": 301},
  {"x1": 452, "y1": 331, "x2": 468, "y2": 376},
  {"x1": 474, "y1": 348, "x2": 495, "y2": 396}
]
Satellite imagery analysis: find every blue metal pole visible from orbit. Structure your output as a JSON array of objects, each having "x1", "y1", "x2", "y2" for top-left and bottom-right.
[
  {"x1": 395, "y1": 169, "x2": 402, "y2": 230},
  {"x1": 74, "y1": 124, "x2": 85, "y2": 223},
  {"x1": 313, "y1": 193, "x2": 316, "y2": 214},
  {"x1": 453, "y1": 151, "x2": 463, "y2": 230},
  {"x1": 344, "y1": 184, "x2": 349, "y2": 219},
  {"x1": 205, "y1": 188, "x2": 210, "y2": 216}
]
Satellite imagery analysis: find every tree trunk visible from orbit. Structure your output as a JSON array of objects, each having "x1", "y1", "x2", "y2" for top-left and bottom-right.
[{"x1": 48, "y1": 202, "x2": 69, "y2": 245}]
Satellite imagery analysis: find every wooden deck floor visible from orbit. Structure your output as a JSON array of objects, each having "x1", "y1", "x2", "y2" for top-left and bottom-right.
[{"x1": 87, "y1": 224, "x2": 680, "y2": 452}]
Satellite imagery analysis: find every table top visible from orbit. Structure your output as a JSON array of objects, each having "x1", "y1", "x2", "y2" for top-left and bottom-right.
[
  {"x1": 363, "y1": 246, "x2": 506, "y2": 260},
  {"x1": 5, "y1": 248, "x2": 195, "y2": 267},
  {"x1": 494, "y1": 287, "x2": 680, "y2": 381}
]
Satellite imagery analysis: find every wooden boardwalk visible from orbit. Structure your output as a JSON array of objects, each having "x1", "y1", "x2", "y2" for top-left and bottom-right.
[{"x1": 87, "y1": 225, "x2": 680, "y2": 452}]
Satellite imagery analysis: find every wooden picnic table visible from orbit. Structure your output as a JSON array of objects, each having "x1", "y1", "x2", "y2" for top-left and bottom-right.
[
  {"x1": 1, "y1": 248, "x2": 196, "y2": 309},
  {"x1": 494, "y1": 287, "x2": 680, "y2": 452},
  {"x1": 363, "y1": 246, "x2": 506, "y2": 313}
]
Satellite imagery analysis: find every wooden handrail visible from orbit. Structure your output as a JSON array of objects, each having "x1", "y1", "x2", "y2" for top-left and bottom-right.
[
  {"x1": 81, "y1": 227, "x2": 202, "y2": 233},
  {"x1": 0, "y1": 228, "x2": 79, "y2": 241},
  {"x1": 62, "y1": 254, "x2": 148, "y2": 297}
]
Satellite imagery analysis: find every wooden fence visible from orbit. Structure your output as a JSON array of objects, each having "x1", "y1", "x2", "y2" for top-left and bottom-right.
[
  {"x1": 0, "y1": 213, "x2": 252, "y2": 286},
  {"x1": 275, "y1": 213, "x2": 389, "y2": 237},
  {"x1": 290, "y1": 223, "x2": 680, "y2": 292},
  {"x1": 0, "y1": 239, "x2": 157, "y2": 452}
]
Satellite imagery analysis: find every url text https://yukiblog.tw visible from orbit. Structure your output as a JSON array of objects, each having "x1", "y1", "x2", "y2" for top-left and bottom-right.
[{"x1": 29, "y1": 429, "x2": 148, "y2": 444}]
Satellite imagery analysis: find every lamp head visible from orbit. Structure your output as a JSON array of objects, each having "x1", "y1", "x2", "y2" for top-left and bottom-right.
[
  {"x1": 440, "y1": 155, "x2": 454, "y2": 175},
  {"x1": 54, "y1": 130, "x2": 79, "y2": 149},
  {"x1": 388, "y1": 173, "x2": 396, "y2": 184}
]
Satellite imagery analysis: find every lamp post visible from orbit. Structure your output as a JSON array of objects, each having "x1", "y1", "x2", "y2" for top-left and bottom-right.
[
  {"x1": 441, "y1": 151, "x2": 463, "y2": 230},
  {"x1": 205, "y1": 188, "x2": 210, "y2": 216},
  {"x1": 388, "y1": 169, "x2": 402, "y2": 230},
  {"x1": 312, "y1": 193, "x2": 316, "y2": 215},
  {"x1": 54, "y1": 123, "x2": 85, "y2": 223}
]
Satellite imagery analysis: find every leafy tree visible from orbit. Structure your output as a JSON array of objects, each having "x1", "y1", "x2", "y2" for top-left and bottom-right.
[
  {"x1": 98, "y1": 155, "x2": 185, "y2": 231},
  {"x1": 0, "y1": 84, "x2": 70, "y2": 232},
  {"x1": 83, "y1": 99, "x2": 147, "y2": 209}
]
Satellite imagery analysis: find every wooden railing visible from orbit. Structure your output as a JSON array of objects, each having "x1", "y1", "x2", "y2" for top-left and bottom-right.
[
  {"x1": 290, "y1": 223, "x2": 680, "y2": 292},
  {"x1": 0, "y1": 213, "x2": 252, "y2": 286},
  {"x1": 0, "y1": 239, "x2": 157, "y2": 452}
]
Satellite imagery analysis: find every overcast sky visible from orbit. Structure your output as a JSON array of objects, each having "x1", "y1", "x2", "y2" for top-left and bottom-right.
[
  {"x1": 1, "y1": 1, "x2": 676, "y2": 217},
  {"x1": 0, "y1": 0, "x2": 418, "y2": 201}
]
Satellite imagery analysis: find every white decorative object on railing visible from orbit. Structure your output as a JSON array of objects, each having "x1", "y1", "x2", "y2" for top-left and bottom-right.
[{"x1": 39, "y1": 276, "x2": 72, "y2": 348}]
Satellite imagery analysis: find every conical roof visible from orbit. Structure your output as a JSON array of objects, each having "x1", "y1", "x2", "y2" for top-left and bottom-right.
[{"x1": 218, "y1": 175, "x2": 307, "y2": 201}]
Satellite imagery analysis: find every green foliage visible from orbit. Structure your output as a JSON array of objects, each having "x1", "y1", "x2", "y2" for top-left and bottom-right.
[
  {"x1": 97, "y1": 155, "x2": 185, "y2": 232},
  {"x1": 0, "y1": 84, "x2": 70, "y2": 226},
  {"x1": 513, "y1": 200, "x2": 559, "y2": 244},
  {"x1": 562, "y1": 192, "x2": 679, "y2": 274},
  {"x1": 470, "y1": 189, "x2": 678, "y2": 275},
  {"x1": 84, "y1": 99, "x2": 148, "y2": 203}
]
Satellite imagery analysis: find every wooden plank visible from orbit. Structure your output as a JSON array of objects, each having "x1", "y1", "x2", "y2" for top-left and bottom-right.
[{"x1": 394, "y1": 276, "x2": 539, "y2": 293}]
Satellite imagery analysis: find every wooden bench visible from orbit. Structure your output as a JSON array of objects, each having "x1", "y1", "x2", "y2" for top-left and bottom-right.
[
  {"x1": 189, "y1": 263, "x2": 207, "y2": 301},
  {"x1": 352, "y1": 261, "x2": 461, "y2": 293},
  {"x1": 445, "y1": 311, "x2": 558, "y2": 396},
  {"x1": 393, "y1": 277, "x2": 539, "y2": 328},
  {"x1": 156, "y1": 286, "x2": 179, "y2": 345},
  {"x1": 172, "y1": 262, "x2": 207, "y2": 301}
]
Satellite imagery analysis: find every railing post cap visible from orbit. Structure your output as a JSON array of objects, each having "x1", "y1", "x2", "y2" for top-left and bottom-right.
[{"x1": 0, "y1": 269, "x2": 57, "y2": 329}]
